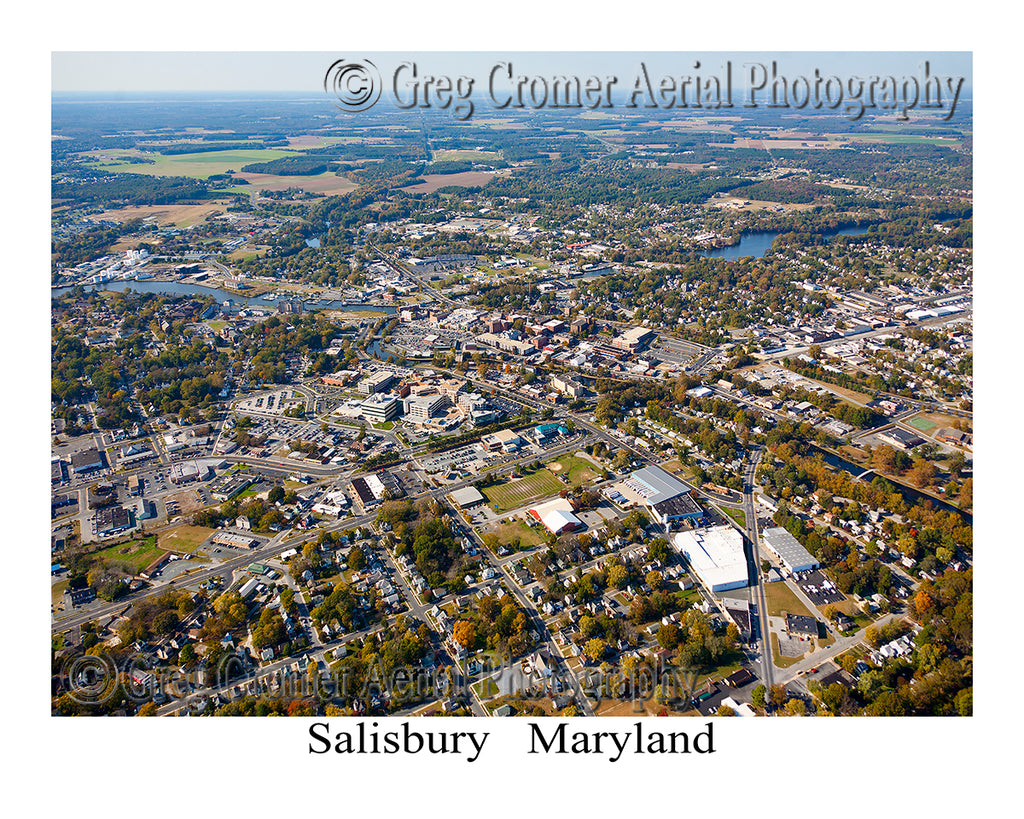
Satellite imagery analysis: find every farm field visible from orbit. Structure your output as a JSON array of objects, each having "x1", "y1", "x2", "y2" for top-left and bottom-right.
[
  {"x1": 401, "y1": 171, "x2": 501, "y2": 193},
  {"x1": 82, "y1": 147, "x2": 301, "y2": 178},
  {"x1": 234, "y1": 170, "x2": 360, "y2": 195},
  {"x1": 84, "y1": 201, "x2": 233, "y2": 228},
  {"x1": 431, "y1": 149, "x2": 503, "y2": 162},
  {"x1": 840, "y1": 132, "x2": 961, "y2": 147}
]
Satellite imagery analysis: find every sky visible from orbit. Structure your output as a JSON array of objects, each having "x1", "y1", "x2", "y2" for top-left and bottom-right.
[{"x1": 52, "y1": 51, "x2": 971, "y2": 94}]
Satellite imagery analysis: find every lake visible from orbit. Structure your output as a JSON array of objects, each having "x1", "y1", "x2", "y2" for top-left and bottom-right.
[{"x1": 698, "y1": 225, "x2": 870, "y2": 261}]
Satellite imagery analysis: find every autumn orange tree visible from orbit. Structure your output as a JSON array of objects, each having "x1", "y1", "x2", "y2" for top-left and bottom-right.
[{"x1": 453, "y1": 619, "x2": 476, "y2": 651}]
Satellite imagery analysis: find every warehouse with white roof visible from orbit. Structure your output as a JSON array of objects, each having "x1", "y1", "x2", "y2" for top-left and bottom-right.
[
  {"x1": 529, "y1": 497, "x2": 584, "y2": 536},
  {"x1": 618, "y1": 465, "x2": 703, "y2": 524},
  {"x1": 760, "y1": 526, "x2": 820, "y2": 576},
  {"x1": 671, "y1": 525, "x2": 749, "y2": 593}
]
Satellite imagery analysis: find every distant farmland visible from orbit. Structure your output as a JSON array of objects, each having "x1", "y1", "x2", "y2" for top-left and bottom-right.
[{"x1": 83, "y1": 147, "x2": 301, "y2": 178}]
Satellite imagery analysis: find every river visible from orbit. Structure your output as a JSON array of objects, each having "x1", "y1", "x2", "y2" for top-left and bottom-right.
[
  {"x1": 812, "y1": 444, "x2": 971, "y2": 524},
  {"x1": 52, "y1": 278, "x2": 396, "y2": 315}
]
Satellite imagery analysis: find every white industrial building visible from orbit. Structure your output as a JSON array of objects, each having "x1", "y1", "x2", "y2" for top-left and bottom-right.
[
  {"x1": 760, "y1": 527, "x2": 820, "y2": 576},
  {"x1": 671, "y1": 525, "x2": 749, "y2": 593},
  {"x1": 529, "y1": 497, "x2": 584, "y2": 536}
]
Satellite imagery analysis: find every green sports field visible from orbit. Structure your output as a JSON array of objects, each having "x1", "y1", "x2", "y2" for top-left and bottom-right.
[
  {"x1": 481, "y1": 454, "x2": 601, "y2": 513},
  {"x1": 482, "y1": 469, "x2": 564, "y2": 513}
]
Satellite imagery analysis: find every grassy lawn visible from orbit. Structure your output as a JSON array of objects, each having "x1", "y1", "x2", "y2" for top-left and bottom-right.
[
  {"x1": 482, "y1": 469, "x2": 565, "y2": 513},
  {"x1": 371, "y1": 420, "x2": 394, "y2": 430},
  {"x1": 471, "y1": 678, "x2": 500, "y2": 700},
  {"x1": 548, "y1": 453, "x2": 601, "y2": 486},
  {"x1": 52, "y1": 580, "x2": 69, "y2": 604},
  {"x1": 157, "y1": 524, "x2": 216, "y2": 554},
  {"x1": 764, "y1": 581, "x2": 814, "y2": 618},
  {"x1": 83, "y1": 147, "x2": 300, "y2": 179},
  {"x1": 721, "y1": 506, "x2": 747, "y2": 527},
  {"x1": 486, "y1": 518, "x2": 546, "y2": 548},
  {"x1": 94, "y1": 535, "x2": 168, "y2": 573}
]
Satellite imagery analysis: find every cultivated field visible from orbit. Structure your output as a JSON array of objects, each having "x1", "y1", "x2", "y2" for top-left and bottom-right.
[
  {"x1": 711, "y1": 138, "x2": 842, "y2": 150},
  {"x1": 707, "y1": 196, "x2": 820, "y2": 212},
  {"x1": 82, "y1": 147, "x2": 299, "y2": 178},
  {"x1": 431, "y1": 149, "x2": 503, "y2": 162},
  {"x1": 401, "y1": 171, "x2": 500, "y2": 193},
  {"x1": 841, "y1": 132, "x2": 961, "y2": 147},
  {"x1": 84, "y1": 201, "x2": 232, "y2": 228},
  {"x1": 236, "y1": 171, "x2": 360, "y2": 195}
]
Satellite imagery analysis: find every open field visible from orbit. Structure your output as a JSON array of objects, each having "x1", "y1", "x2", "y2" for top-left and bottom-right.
[
  {"x1": 283, "y1": 134, "x2": 359, "y2": 149},
  {"x1": 82, "y1": 147, "x2": 301, "y2": 178},
  {"x1": 482, "y1": 454, "x2": 600, "y2": 514},
  {"x1": 764, "y1": 580, "x2": 814, "y2": 618},
  {"x1": 482, "y1": 469, "x2": 564, "y2": 513},
  {"x1": 711, "y1": 138, "x2": 843, "y2": 150},
  {"x1": 841, "y1": 133, "x2": 961, "y2": 147},
  {"x1": 237, "y1": 171, "x2": 361, "y2": 195},
  {"x1": 401, "y1": 171, "x2": 499, "y2": 193},
  {"x1": 485, "y1": 517, "x2": 546, "y2": 548},
  {"x1": 911, "y1": 411, "x2": 970, "y2": 433},
  {"x1": 157, "y1": 524, "x2": 216, "y2": 553},
  {"x1": 721, "y1": 506, "x2": 747, "y2": 527},
  {"x1": 52, "y1": 580, "x2": 69, "y2": 604},
  {"x1": 94, "y1": 536, "x2": 168, "y2": 573},
  {"x1": 707, "y1": 196, "x2": 821, "y2": 212},
  {"x1": 83, "y1": 201, "x2": 232, "y2": 228},
  {"x1": 548, "y1": 453, "x2": 601, "y2": 485},
  {"x1": 432, "y1": 149, "x2": 503, "y2": 162}
]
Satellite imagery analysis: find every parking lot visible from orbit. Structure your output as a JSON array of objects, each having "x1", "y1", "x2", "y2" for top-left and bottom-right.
[{"x1": 796, "y1": 569, "x2": 845, "y2": 605}]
